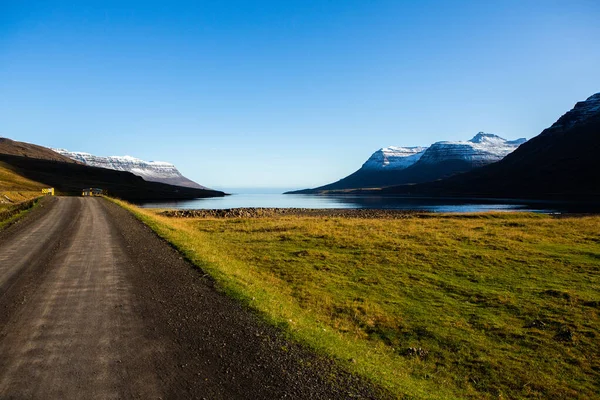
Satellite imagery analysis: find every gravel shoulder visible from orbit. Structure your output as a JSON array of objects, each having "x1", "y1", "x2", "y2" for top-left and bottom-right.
[{"x1": 0, "y1": 197, "x2": 387, "y2": 399}]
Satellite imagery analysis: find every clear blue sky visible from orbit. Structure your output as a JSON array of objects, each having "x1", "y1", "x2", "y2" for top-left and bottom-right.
[{"x1": 1, "y1": 1, "x2": 599, "y2": 189}]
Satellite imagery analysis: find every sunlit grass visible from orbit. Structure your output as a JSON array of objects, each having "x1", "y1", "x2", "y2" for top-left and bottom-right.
[
  {"x1": 0, "y1": 163, "x2": 45, "y2": 226},
  {"x1": 0, "y1": 162, "x2": 47, "y2": 207},
  {"x1": 112, "y1": 198, "x2": 600, "y2": 399}
]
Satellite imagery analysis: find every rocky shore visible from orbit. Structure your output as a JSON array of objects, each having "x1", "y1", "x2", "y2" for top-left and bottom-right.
[{"x1": 160, "y1": 207, "x2": 427, "y2": 219}]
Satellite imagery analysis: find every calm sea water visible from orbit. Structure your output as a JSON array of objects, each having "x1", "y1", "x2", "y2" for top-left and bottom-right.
[{"x1": 138, "y1": 191, "x2": 572, "y2": 213}]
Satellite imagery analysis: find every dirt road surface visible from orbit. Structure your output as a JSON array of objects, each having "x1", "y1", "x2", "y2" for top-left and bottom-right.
[{"x1": 0, "y1": 197, "x2": 383, "y2": 399}]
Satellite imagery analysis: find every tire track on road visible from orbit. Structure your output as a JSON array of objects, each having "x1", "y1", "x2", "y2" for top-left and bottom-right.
[
  {"x1": 0, "y1": 198, "x2": 161, "y2": 399},
  {"x1": 0, "y1": 197, "x2": 80, "y2": 295}
]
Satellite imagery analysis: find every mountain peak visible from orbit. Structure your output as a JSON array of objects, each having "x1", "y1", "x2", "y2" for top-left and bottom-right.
[
  {"x1": 469, "y1": 132, "x2": 504, "y2": 143},
  {"x1": 550, "y1": 92, "x2": 600, "y2": 130},
  {"x1": 418, "y1": 133, "x2": 526, "y2": 165},
  {"x1": 586, "y1": 92, "x2": 600, "y2": 102}
]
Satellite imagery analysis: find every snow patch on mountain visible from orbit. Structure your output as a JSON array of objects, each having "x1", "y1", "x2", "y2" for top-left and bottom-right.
[
  {"x1": 417, "y1": 133, "x2": 526, "y2": 165},
  {"x1": 52, "y1": 149, "x2": 206, "y2": 189},
  {"x1": 361, "y1": 146, "x2": 428, "y2": 170},
  {"x1": 360, "y1": 133, "x2": 526, "y2": 171}
]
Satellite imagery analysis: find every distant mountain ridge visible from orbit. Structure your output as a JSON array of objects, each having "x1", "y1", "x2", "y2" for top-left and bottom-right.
[
  {"x1": 53, "y1": 149, "x2": 206, "y2": 189},
  {"x1": 373, "y1": 92, "x2": 600, "y2": 201},
  {"x1": 418, "y1": 133, "x2": 526, "y2": 166},
  {"x1": 288, "y1": 132, "x2": 526, "y2": 194},
  {"x1": 0, "y1": 137, "x2": 225, "y2": 200}
]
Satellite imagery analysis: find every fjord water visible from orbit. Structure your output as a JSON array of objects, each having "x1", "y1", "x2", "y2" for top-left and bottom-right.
[{"x1": 138, "y1": 190, "x2": 563, "y2": 213}]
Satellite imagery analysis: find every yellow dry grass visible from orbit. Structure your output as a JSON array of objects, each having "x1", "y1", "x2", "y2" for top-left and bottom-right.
[{"x1": 0, "y1": 162, "x2": 47, "y2": 208}]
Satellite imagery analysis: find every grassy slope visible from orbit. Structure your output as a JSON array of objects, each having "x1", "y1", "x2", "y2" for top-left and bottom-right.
[
  {"x1": 113, "y1": 199, "x2": 600, "y2": 399},
  {"x1": 0, "y1": 161, "x2": 47, "y2": 207},
  {"x1": 0, "y1": 153, "x2": 226, "y2": 200},
  {"x1": 0, "y1": 163, "x2": 46, "y2": 228}
]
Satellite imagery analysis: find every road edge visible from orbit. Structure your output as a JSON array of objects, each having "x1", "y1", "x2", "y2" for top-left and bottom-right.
[
  {"x1": 0, "y1": 196, "x2": 44, "y2": 230},
  {"x1": 106, "y1": 197, "x2": 398, "y2": 400}
]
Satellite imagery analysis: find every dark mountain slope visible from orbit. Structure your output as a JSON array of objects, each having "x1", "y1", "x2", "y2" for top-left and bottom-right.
[
  {"x1": 291, "y1": 159, "x2": 477, "y2": 194},
  {"x1": 381, "y1": 93, "x2": 600, "y2": 201}
]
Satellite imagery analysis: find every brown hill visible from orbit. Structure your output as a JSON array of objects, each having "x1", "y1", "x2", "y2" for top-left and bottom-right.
[{"x1": 0, "y1": 138, "x2": 79, "y2": 164}]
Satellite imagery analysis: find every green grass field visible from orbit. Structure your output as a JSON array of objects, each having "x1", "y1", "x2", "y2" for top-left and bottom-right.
[{"x1": 114, "y1": 200, "x2": 600, "y2": 399}]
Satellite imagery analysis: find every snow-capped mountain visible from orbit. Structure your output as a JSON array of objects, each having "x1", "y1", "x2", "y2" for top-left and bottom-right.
[
  {"x1": 287, "y1": 132, "x2": 526, "y2": 194},
  {"x1": 417, "y1": 133, "x2": 526, "y2": 166},
  {"x1": 379, "y1": 92, "x2": 600, "y2": 201},
  {"x1": 52, "y1": 149, "x2": 206, "y2": 189},
  {"x1": 361, "y1": 146, "x2": 427, "y2": 170}
]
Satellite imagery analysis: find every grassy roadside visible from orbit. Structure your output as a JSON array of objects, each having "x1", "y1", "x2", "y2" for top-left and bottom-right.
[
  {"x1": 111, "y1": 198, "x2": 600, "y2": 399},
  {"x1": 0, "y1": 197, "x2": 42, "y2": 230}
]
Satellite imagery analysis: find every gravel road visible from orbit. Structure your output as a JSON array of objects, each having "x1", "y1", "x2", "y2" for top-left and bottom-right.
[{"x1": 0, "y1": 197, "x2": 385, "y2": 399}]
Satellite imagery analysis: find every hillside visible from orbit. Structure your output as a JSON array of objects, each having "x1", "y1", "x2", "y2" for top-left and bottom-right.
[
  {"x1": 379, "y1": 92, "x2": 600, "y2": 201},
  {"x1": 0, "y1": 138, "x2": 79, "y2": 164},
  {"x1": 0, "y1": 162, "x2": 47, "y2": 205},
  {"x1": 0, "y1": 154, "x2": 226, "y2": 201},
  {"x1": 0, "y1": 139, "x2": 49, "y2": 203},
  {"x1": 0, "y1": 162, "x2": 46, "y2": 192},
  {"x1": 53, "y1": 148, "x2": 208, "y2": 189},
  {"x1": 288, "y1": 133, "x2": 525, "y2": 194},
  {"x1": 0, "y1": 138, "x2": 226, "y2": 201}
]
